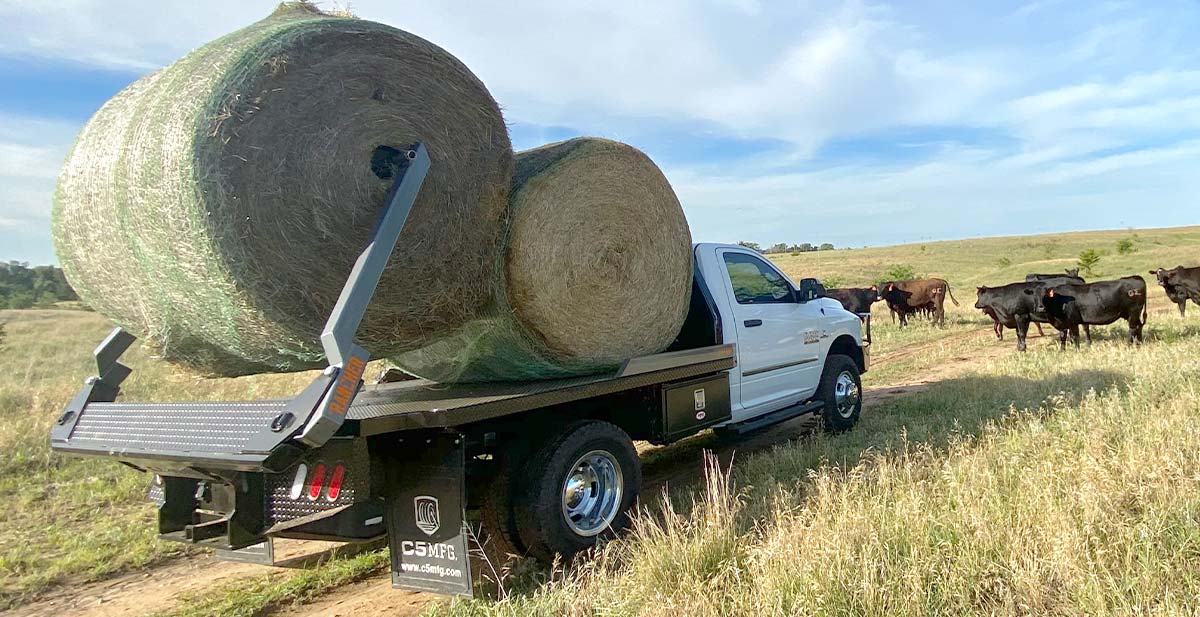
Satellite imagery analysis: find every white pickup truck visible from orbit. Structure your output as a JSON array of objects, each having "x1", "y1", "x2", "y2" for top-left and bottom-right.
[{"x1": 49, "y1": 149, "x2": 868, "y2": 597}]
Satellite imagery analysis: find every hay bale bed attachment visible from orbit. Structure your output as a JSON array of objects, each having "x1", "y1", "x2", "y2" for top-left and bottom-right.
[{"x1": 48, "y1": 143, "x2": 740, "y2": 597}]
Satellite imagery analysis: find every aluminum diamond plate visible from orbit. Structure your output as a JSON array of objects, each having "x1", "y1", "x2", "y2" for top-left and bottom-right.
[{"x1": 69, "y1": 401, "x2": 288, "y2": 454}]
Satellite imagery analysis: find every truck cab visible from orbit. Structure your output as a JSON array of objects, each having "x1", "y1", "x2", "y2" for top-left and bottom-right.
[{"x1": 695, "y1": 243, "x2": 867, "y2": 424}]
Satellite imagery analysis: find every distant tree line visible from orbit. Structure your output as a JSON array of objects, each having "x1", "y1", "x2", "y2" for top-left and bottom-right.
[
  {"x1": 737, "y1": 241, "x2": 835, "y2": 254},
  {"x1": 0, "y1": 262, "x2": 78, "y2": 309}
]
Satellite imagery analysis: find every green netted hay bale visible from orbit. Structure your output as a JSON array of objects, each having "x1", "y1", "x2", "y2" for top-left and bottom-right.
[
  {"x1": 52, "y1": 3, "x2": 513, "y2": 375},
  {"x1": 394, "y1": 138, "x2": 693, "y2": 382}
]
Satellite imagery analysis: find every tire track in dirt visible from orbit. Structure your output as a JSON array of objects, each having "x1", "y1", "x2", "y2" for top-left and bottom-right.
[
  {"x1": 14, "y1": 325, "x2": 1004, "y2": 617},
  {"x1": 869, "y1": 325, "x2": 990, "y2": 367},
  {"x1": 6, "y1": 540, "x2": 347, "y2": 617},
  {"x1": 9, "y1": 556, "x2": 274, "y2": 617}
]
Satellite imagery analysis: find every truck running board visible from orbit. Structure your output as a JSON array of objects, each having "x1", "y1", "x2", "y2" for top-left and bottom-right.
[{"x1": 719, "y1": 399, "x2": 824, "y2": 435}]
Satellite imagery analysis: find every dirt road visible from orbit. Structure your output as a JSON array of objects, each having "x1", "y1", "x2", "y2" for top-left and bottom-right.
[{"x1": 12, "y1": 326, "x2": 1000, "y2": 617}]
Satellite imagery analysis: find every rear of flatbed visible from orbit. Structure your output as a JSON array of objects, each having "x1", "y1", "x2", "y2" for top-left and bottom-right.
[{"x1": 51, "y1": 327, "x2": 737, "y2": 595}]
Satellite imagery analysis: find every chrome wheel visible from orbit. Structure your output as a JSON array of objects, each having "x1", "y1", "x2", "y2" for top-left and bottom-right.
[
  {"x1": 561, "y1": 450, "x2": 624, "y2": 537},
  {"x1": 834, "y1": 371, "x2": 860, "y2": 418}
]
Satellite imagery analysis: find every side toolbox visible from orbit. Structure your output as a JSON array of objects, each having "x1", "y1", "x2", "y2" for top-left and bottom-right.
[{"x1": 660, "y1": 374, "x2": 731, "y2": 442}]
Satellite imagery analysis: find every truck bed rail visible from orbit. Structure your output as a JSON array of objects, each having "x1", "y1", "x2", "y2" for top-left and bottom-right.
[
  {"x1": 349, "y1": 344, "x2": 736, "y2": 434},
  {"x1": 50, "y1": 344, "x2": 736, "y2": 471}
]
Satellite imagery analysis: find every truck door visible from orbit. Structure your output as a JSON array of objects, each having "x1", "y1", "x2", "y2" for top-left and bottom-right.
[{"x1": 718, "y1": 249, "x2": 824, "y2": 416}]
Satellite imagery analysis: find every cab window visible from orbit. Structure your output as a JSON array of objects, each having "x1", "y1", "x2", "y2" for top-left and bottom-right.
[{"x1": 723, "y1": 252, "x2": 793, "y2": 304}]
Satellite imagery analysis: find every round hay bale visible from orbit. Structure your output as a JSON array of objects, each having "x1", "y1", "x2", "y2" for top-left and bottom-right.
[
  {"x1": 504, "y1": 138, "x2": 694, "y2": 365},
  {"x1": 52, "y1": 3, "x2": 512, "y2": 375},
  {"x1": 395, "y1": 138, "x2": 693, "y2": 382}
]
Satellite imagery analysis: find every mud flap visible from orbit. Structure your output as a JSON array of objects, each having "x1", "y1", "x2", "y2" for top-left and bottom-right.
[{"x1": 384, "y1": 432, "x2": 473, "y2": 598}]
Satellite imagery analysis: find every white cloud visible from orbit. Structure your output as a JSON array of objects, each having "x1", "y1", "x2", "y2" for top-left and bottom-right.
[
  {"x1": 2, "y1": 0, "x2": 1200, "y2": 260},
  {"x1": 667, "y1": 138, "x2": 1200, "y2": 249},
  {"x1": 0, "y1": 0, "x2": 251, "y2": 70},
  {"x1": 0, "y1": 114, "x2": 74, "y2": 229},
  {"x1": 1032, "y1": 140, "x2": 1200, "y2": 184},
  {"x1": 0, "y1": 1, "x2": 1005, "y2": 151},
  {"x1": 0, "y1": 142, "x2": 65, "y2": 179}
]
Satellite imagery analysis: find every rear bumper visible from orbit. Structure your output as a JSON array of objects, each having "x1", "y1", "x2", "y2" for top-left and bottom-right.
[
  {"x1": 145, "y1": 438, "x2": 382, "y2": 550},
  {"x1": 48, "y1": 363, "x2": 380, "y2": 550}
]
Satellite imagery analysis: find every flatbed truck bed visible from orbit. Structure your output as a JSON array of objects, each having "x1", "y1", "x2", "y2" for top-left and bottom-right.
[{"x1": 55, "y1": 343, "x2": 735, "y2": 470}]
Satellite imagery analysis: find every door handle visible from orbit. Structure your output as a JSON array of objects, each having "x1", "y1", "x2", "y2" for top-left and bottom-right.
[{"x1": 743, "y1": 319, "x2": 763, "y2": 327}]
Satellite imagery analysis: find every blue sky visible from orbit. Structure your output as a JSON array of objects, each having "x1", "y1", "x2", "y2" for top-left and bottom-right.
[{"x1": 2, "y1": 0, "x2": 1200, "y2": 264}]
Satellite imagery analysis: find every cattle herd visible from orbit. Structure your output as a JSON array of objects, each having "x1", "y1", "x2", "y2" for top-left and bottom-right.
[{"x1": 824, "y1": 265, "x2": 1200, "y2": 351}]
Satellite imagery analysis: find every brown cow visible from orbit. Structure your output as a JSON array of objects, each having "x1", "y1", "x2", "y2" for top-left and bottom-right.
[
  {"x1": 878, "y1": 278, "x2": 960, "y2": 327},
  {"x1": 824, "y1": 286, "x2": 881, "y2": 314}
]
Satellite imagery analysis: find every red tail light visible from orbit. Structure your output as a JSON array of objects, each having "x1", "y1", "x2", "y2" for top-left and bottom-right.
[
  {"x1": 326, "y1": 463, "x2": 346, "y2": 501},
  {"x1": 307, "y1": 463, "x2": 327, "y2": 501}
]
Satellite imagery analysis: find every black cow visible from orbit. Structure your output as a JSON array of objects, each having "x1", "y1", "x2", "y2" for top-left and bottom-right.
[
  {"x1": 974, "y1": 282, "x2": 1064, "y2": 351},
  {"x1": 1150, "y1": 266, "x2": 1200, "y2": 317},
  {"x1": 824, "y1": 287, "x2": 881, "y2": 314},
  {"x1": 1039, "y1": 276, "x2": 1147, "y2": 349},
  {"x1": 1026, "y1": 268, "x2": 1081, "y2": 282}
]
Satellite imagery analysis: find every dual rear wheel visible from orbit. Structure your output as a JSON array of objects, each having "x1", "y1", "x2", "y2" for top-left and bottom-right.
[
  {"x1": 481, "y1": 420, "x2": 640, "y2": 563},
  {"x1": 481, "y1": 354, "x2": 861, "y2": 563}
]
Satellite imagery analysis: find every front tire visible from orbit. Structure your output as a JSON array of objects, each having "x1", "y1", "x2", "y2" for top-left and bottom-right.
[
  {"x1": 513, "y1": 421, "x2": 641, "y2": 562},
  {"x1": 817, "y1": 354, "x2": 862, "y2": 432}
]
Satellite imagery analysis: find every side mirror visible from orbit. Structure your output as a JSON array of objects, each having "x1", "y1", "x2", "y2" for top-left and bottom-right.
[{"x1": 797, "y1": 278, "x2": 825, "y2": 302}]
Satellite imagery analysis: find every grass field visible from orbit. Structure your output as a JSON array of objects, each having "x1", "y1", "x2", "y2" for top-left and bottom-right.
[
  {"x1": 0, "y1": 310, "x2": 316, "y2": 608},
  {"x1": 427, "y1": 228, "x2": 1200, "y2": 617},
  {"x1": 1, "y1": 225, "x2": 1197, "y2": 615}
]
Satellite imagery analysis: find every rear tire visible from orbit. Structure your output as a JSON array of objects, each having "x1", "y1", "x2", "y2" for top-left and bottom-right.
[
  {"x1": 513, "y1": 421, "x2": 641, "y2": 562},
  {"x1": 478, "y1": 445, "x2": 528, "y2": 563},
  {"x1": 817, "y1": 354, "x2": 862, "y2": 432}
]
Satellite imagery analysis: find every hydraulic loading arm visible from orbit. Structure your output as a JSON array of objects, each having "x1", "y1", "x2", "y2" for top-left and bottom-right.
[{"x1": 50, "y1": 143, "x2": 431, "y2": 468}]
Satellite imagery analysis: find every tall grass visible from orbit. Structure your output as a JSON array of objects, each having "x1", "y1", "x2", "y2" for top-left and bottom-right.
[{"x1": 435, "y1": 320, "x2": 1200, "y2": 616}]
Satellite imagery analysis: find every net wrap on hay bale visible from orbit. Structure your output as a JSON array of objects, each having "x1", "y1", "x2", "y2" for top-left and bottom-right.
[
  {"x1": 394, "y1": 138, "x2": 694, "y2": 382},
  {"x1": 52, "y1": 3, "x2": 513, "y2": 376}
]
